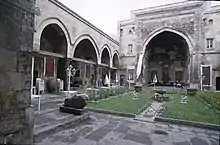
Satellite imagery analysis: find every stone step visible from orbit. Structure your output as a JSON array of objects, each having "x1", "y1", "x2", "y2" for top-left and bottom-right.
[
  {"x1": 33, "y1": 109, "x2": 90, "y2": 143},
  {"x1": 32, "y1": 96, "x2": 64, "y2": 104},
  {"x1": 32, "y1": 99, "x2": 63, "y2": 114},
  {"x1": 133, "y1": 116, "x2": 155, "y2": 123}
]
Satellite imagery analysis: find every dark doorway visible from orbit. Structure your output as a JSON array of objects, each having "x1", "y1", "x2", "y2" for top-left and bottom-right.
[
  {"x1": 202, "y1": 66, "x2": 211, "y2": 86},
  {"x1": 101, "y1": 48, "x2": 110, "y2": 66},
  {"x1": 74, "y1": 39, "x2": 97, "y2": 63},
  {"x1": 216, "y1": 77, "x2": 220, "y2": 91},
  {"x1": 39, "y1": 24, "x2": 68, "y2": 91},
  {"x1": 144, "y1": 31, "x2": 189, "y2": 85},
  {"x1": 73, "y1": 39, "x2": 98, "y2": 88}
]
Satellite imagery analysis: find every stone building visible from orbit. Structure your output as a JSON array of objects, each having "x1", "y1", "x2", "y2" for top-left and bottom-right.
[
  {"x1": 118, "y1": 1, "x2": 220, "y2": 90},
  {"x1": 0, "y1": 0, "x2": 35, "y2": 144},
  {"x1": 32, "y1": 0, "x2": 120, "y2": 93}
]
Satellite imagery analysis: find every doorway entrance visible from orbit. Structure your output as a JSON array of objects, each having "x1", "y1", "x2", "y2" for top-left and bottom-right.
[{"x1": 216, "y1": 77, "x2": 220, "y2": 91}]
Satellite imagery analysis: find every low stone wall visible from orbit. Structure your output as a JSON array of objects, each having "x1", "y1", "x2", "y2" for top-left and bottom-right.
[
  {"x1": 155, "y1": 116, "x2": 220, "y2": 131},
  {"x1": 86, "y1": 86, "x2": 129, "y2": 101},
  {"x1": 86, "y1": 107, "x2": 135, "y2": 118}
]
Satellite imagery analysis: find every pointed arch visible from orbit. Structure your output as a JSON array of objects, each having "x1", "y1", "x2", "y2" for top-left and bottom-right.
[
  {"x1": 100, "y1": 44, "x2": 111, "y2": 66},
  {"x1": 112, "y1": 50, "x2": 120, "y2": 68},
  {"x1": 34, "y1": 17, "x2": 71, "y2": 55},
  {"x1": 72, "y1": 34, "x2": 99, "y2": 63},
  {"x1": 142, "y1": 27, "x2": 194, "y2": 55},
  {"x1": 100, "y1": 44, "x2": 112, "y2": 59}
]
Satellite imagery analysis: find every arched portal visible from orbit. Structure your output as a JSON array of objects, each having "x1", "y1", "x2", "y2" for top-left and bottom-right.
[
  {"x1": 74, "y1": 39, "x2": 98, "y2": 63},
  {"x1": 113, "y1": 53, "x2": 119, "y2": 68},
  {"x1": 99, "y1": 47, "x2": 111, "y2": 86},
  {"x1": 33, "y1": 23, "x2": 68, "y2": 93},
  {"x1": 142, "y1": 31, "x2": 190, "y2": 87},
  {"x1": 71, "y1": 38, "x2": 98, "y2": 88},
  {"x1": 40, "y1": 24, "x2": 67, "y2": 55},
  {"x1": 111, "y1": 52, "x2": 120, "y2": 84},
  {"x1": 101, "y1": 48, "x2": 110, "y2": 66}
]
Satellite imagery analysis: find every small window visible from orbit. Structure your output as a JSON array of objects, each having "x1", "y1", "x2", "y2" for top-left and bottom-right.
[
  {"x1": 128, "y1": 44, "x2": 133, "y2": 53},
  {"x1": 120, "y1": 28, "x2": 123, "y2": 36},
  {"x1": 132, "y1": 27, "x2": 135, "y2": 31},
  {"x1": 209, "y1": 19, "x2": 213, "y2": 25},
  {"x1": 206, "y1": 38, "x2": 214, "y2": 49},
  {"x1": 128, "y1": 30, "x2": 132, "y2": 34}
]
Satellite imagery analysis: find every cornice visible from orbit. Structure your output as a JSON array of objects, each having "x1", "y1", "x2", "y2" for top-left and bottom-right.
[
  {"x1": 119, "y1": 19, "x2": 135, "y2": 27},
  {"x1": 201, "y1": 51, "x2": 220, "y2": 55},
  {"x1": 203, "y1": 6, "x2": 220, "y2": 15},
  {"x1": 132, "y1": 1, "x2": 203, "y2": 18},
  {"x1": 138, "y1": 11, "x2": 194, "y2": 21},
  {"x1": 120, "y1": 22, "x2": 135, "y2": 27}
]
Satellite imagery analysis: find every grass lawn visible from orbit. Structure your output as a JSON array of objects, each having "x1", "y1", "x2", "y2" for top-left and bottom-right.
[
  {"x1": 88, "y1": 91, "x2": 152, "y2": 114},
  {"x1": 160, "y1": 93, "x2": 220, "y2": 125}
]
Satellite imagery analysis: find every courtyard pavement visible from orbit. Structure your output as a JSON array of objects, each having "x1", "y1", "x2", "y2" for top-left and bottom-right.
[{"x1": 34, "y1": 112, "x2": 219, "y2": 145}]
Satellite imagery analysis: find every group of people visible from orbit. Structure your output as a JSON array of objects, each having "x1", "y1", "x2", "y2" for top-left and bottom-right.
[{"x1": 97, "y1": 75, "x2": 109, "y2": 87}]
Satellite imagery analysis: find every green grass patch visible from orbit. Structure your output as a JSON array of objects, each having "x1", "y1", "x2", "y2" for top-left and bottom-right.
[
  {"x1": 88, "y1": 91, "x2": 152, "y2": 114},
  {"x1": 161, "y1": 93, "x2": 220, "y2": 125},
  {"x1": 197, "y1": 91, "x2": 220, "y2": 111}
]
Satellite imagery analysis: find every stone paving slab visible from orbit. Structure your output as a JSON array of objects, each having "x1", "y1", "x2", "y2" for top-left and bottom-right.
[
  {"x1": 86, "y1": 128, "x2": 112, "y2": 142},
  {"x1": 34, "y1": 109, "x2": 90, "y2": 143},
  {"x1": 123, "y1": 130, "x2": 152, "y2": 144},
  {"x1": 34, "y1": 112, "x2": 219, "y2": 145}
]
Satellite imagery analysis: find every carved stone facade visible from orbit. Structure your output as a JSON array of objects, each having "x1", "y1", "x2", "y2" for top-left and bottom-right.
[
  {"x1": 139, "y1": 18, "x2": 194, "y2": 40},
  {"x1": 118, "y1": 1, "x2": 220, "y2": 90}
]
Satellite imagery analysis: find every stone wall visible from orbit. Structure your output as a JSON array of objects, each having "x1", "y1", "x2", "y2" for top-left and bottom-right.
[
  {"x1": 202, "y1": 5, "x2": 220, "y2": 89},
  {"x1": 0, "y1": 0, "x2": 35, "y2": 144}
]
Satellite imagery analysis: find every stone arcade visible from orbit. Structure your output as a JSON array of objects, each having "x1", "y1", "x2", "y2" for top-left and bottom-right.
[{"x1": 32, "y1": 0, "x2": 120, "y2": 94}]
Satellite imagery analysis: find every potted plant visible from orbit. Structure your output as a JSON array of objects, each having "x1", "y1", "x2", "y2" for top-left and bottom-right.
[
  {"x1": 187, "y1": 87, "x2": 197, "y2": 96},
  {"x1": 47, "y1": 77, "x2": 57, "y2": 93}
]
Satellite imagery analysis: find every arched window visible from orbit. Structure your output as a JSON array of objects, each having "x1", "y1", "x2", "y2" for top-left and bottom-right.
[
  {"x1": 209, "y1": 19, "x2": 213, "y2": 26},
  {"x1": 132, "y1": 27, "x2": 135, "y2": 31}
]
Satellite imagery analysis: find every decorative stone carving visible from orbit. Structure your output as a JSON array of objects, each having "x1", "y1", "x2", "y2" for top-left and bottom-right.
[
  {"x1": 34, "y1": 7, "x2": 41, "y2": 16},
  {"x1": 33, "y1": 43, "x2": 40, "y2": 51},
  {"x1": 139, "y1": 17, "x2": 194, "y2": 41}
]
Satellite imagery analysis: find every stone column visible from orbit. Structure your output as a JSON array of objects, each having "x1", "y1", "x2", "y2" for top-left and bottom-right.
[
  {"x1": 64, "y1": 59, "x2": 71, "y2": 91},
  {"x1": 191, "y1": 52, "x2": 199, "y2": 85},
  {"x1": 94, "y1": 64, "x2": 98, "y2": 88},
  {"x1": 108, "y1": 68, "x2": 111, "y2": 86},
  {"x1": 191, "y1": 6, "x2": 203, "y2": 86},
  {"x1": 31, "y1": 57, "x2": 35, "y2": 95}
]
